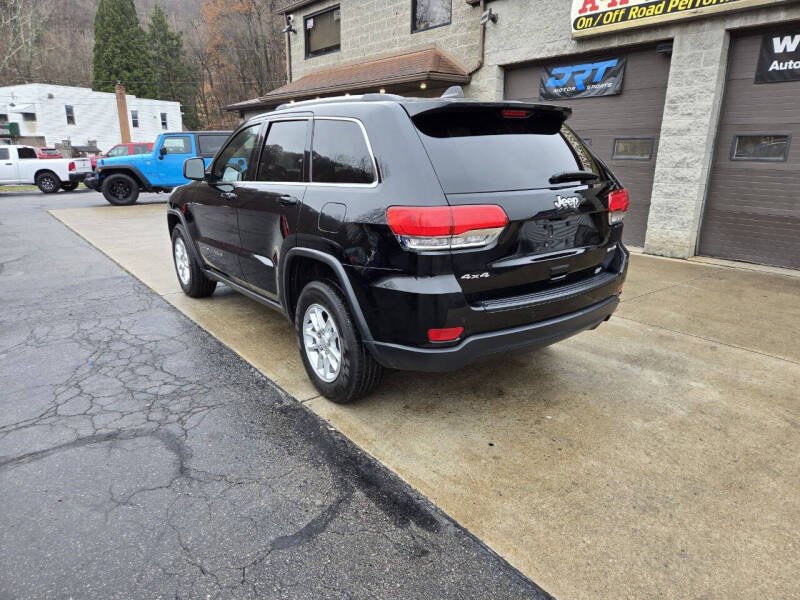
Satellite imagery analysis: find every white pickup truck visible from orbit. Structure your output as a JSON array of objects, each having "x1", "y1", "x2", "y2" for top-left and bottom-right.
[{"x1": 0, "y1": 145, "x2": 92, "y2": 193}]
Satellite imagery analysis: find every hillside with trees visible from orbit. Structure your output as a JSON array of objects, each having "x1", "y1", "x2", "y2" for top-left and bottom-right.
[{"x1": 0, "y1": 0, "x2": 286, "y2": 128}]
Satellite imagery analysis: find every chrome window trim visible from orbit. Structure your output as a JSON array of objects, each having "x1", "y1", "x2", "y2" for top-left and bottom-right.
[{"x1": 249, "y1": 116, "x2": 379, "y2": 188}]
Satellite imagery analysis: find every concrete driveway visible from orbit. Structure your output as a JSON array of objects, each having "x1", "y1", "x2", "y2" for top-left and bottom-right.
[{"x1": 51, "y1": 200, "x2": 800, "y2": 599}]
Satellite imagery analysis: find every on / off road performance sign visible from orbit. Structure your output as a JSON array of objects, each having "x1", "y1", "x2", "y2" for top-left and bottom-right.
[
  {"x1": 756, "y1": 28, "x2": 800, "y2": 83},
  {"x1": 571, "y1": 0, "x2": 792, "y2": 38}
]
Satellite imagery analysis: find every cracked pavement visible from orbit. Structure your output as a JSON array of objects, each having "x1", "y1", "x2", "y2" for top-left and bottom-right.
[{"x1": 0, "y1": 191, "x2": 550, "y2": 600}]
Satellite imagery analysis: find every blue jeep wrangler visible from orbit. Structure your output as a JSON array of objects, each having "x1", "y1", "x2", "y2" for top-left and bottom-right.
[{"x1": 86, "y1": 130, "x2": 232, "y2": 205}]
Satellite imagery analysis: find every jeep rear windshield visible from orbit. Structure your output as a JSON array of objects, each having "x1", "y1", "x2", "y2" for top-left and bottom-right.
[{"x1": 412, "y1": 107, "x2": 598, "y2": 194}]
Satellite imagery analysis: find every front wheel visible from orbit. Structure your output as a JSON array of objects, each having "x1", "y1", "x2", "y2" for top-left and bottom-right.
[
  {"x1": 171, "y1": 225, "x2": 216, "y2": 298},
  {"x1": 101, "y1": 173, "x2": 140, "y2": 206},
  {"x1": 295, "y1": 280, "x2": 382, "y2": 403},
  {"x1": 36, "y1": 171, "x2": 61, "y2": 194},
  {"x1": 61, "y1": 181, "x2": 79, "y2": 192}
]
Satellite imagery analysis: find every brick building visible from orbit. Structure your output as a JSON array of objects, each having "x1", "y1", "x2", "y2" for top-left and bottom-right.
[{"x1": 227, "y1": 0, "x2": 800, "y2": 269}]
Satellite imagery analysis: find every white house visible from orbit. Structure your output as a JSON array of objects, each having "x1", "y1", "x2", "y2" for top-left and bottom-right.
[{"x1": 0, "y1": 83, "x2": 182, "y2": 152}]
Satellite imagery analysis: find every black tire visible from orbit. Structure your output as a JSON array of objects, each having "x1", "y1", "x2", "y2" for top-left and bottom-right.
[
  {"x1": 61, "y1": 181, "x2": 79, "y2": 192},
  {"x1": 102, "y1": 173, "x2": 140, "y2": 206},
  {"x1": 171, "y1": 225, "x2": 216, "y2": 298},
  {"x1": 295, "y1": 280, "x2": 382, "y2": 403},
  {"x1": 36, "y1": 171, "x2": 61, "y2": 194}
]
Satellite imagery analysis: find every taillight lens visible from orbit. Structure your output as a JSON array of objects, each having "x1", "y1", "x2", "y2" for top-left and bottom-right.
[
  {"x1": 608, "y1": 189, "x2": 629, "y2": 225},
  {"x1": 68, "y1": 161, "x2": 76, "y2": 171},
  {"x1": 386, "y1": 205, "x2": 508, "y2": 251},
  {"x1": 428, "y1": 327, "x2": 463, "y2": 342}
]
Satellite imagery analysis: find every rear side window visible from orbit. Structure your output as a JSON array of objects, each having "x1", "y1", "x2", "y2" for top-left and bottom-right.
[
  {"x1": 134, "y1": 144, "x2": 150, "y2": 154},
  {"x1": 197, "y1": 134, "x2": 228, "y2": 158},
  {"x1": 257, "y1": 120, "x2": 307, "y2": 183},
  {"x1": 17, "y1": 147, "x2": 37, "y2": 159},
  {"x1": 412, "y1": 107, "x2": 597, "y2": 194},
  {"x1": 0, "y1": 148, "x2": 8, "y2": 160},
  {"x1": 107, "y1": 145, "x2": 128, "y2": 157},
  {"x1": 162, "y1": 136, "x2": 192, "y2": 154},
  {"x1": 311, "y1": 119, "x2": 375, "y2": 184}
]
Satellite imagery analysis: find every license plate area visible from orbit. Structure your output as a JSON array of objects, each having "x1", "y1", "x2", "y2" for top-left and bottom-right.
[{"x1": 518, "y1": 214, "x2": 603, "y2": 255}]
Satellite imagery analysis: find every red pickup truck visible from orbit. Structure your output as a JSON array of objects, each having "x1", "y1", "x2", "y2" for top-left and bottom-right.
[{"x1": 91, "y1": 142, "x2": 153, "y2": 169}]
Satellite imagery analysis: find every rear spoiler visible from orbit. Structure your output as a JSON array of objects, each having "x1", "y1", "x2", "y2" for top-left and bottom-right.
[
  {"x1": 401, "y1": 99, "x2": 571, "y2": 120},
  {"x1": 402, "y1": 100, "x2": 572, "y2": 136}
]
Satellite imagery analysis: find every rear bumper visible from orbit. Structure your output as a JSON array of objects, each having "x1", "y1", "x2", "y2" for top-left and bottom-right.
[
  {"x1": 366, "y1": 295, "x2": 619, "y2": 372},
  {"x1": 69, "y1": 172, "x2": 91, "y2": 183}
]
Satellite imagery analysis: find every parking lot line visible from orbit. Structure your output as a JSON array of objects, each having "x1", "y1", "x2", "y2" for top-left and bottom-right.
[{"x1": 50, "y1": 204, "x2": 800, "y2": 600}]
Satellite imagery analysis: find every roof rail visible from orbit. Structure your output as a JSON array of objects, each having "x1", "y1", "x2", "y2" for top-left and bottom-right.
[{"x1": 275, "y1": 93, "x2": 406, "y2": 111}]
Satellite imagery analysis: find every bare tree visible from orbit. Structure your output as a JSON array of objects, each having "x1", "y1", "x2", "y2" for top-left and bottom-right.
[{"x1": 0, "y1": 0, "x2": 46, "y2": 82}]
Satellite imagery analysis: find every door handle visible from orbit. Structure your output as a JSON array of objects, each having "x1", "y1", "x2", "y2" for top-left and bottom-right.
[
  {"x1": 221, "y1": 191, "x2": 237, "y2": 201},
  {"x1": 278, "y1": 194, "x2": 298, "y2": 206}
]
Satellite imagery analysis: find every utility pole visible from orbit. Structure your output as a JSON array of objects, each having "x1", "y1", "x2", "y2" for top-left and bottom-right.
[{"x1": 115, "y1": 82, "x2": 131, "y2": 143}]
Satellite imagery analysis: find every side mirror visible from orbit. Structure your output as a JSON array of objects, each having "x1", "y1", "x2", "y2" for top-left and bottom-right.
[
  {"x1": 183, "y1": 157, "x2": 206, "y2": 181},
  {"x1": 159, "y1": 146, "x2": 167, "y2": 158}
]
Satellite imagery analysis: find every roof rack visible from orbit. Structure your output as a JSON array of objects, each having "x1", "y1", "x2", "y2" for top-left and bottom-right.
[{"x1": 275, "y1": 93, "x2": 406, "y2": 112}]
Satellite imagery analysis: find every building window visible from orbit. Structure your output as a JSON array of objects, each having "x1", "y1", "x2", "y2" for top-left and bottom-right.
[
  {"x1": 22, "y1": 112, "x2": 36, "y2": 122},
  {"x1": 412, "y1": 0, "x2": 451, "y2": 33},
  {"x1": 131, "y1": 110, "x2": 139, "y2": 128},
  {"x1": 160, "y1": 112, "x2": 168, "y2": 130},
  {"x1": 612, "y1": 137, "x2": 654, "y2": 160},
  {"x1": 305, "y1": 6, "x2": 340, "y2": 58},
  {"x1": 65, "y1": 105, "x2": 75, "y2": 125},
  {"x1": 731, "y1": 134, "x2": 790, "y2": 162},
  {"x1": 312, "y1": 119, "x2": 376, "y2": 184},
  {"x1": 0, "y1": 113, "x2": 8, "y2": 122}
]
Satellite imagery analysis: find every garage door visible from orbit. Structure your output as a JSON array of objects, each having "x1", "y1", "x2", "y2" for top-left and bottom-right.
[
  {"x1": 698, "y1": 29, "x2": 800, "y2": 269},
  {"x1": 505, "y1": 47, "x2": 671, "y2": 247}
]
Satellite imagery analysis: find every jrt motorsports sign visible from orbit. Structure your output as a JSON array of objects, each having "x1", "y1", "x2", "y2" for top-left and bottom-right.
[
  {"x1": 540, "y1": 57, "x2": 626, "y2": 99},
  {"x1": 572, "y1": 0, "x2": 792, "y2": 38}
]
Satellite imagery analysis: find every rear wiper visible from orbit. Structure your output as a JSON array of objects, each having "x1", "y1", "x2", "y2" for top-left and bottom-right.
[{"x1": 549, "y1": 170, "x2": 599, "y2": 185}]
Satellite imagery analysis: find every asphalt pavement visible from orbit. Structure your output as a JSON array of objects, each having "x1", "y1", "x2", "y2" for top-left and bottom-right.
[{"x1": 0, "y1": 190, "x2": 550, "y2": 600}]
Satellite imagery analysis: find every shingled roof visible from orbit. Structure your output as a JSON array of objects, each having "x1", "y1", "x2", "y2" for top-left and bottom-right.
[{"x1": 226, "y1": 46, "x2": 470, "y2": 112}]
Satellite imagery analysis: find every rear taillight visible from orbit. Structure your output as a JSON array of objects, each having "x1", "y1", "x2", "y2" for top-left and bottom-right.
[
  {"x1": 68, "y1": 161, "x2": 76, "y2": 172},
  {"x1": 428, "y1": 327, "x2": 463, "y2": 342},
  {"x1": 608, "y1": 189, "x2": 629, "y2": 225},
  {"x1": 386, "y1": 205, "x2": 508, "y2": 251}
]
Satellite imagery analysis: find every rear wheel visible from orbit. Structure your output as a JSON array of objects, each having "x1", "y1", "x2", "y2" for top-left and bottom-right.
[
  {"x1": 102, "y1": 173, "x2": 140, "y2": 206},
  {"x1": 295, "y1": 280, "x2": 382, "y2": 403},
  {"x1": 61, "y1": 181, "x2": 79, "y2": 192},
  {"x1": 171, "y1": 225, "x2": 216, "y2": 298},
  {"x1": 35, "y1": 171, "x2": 61, "y2": 194}
]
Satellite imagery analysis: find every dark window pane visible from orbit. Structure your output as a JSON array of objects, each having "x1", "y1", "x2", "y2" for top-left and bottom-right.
[
  {"x1": 413, "y1": 0, "x2": 451, "y2": 31},
  {"x1": 17, "y1": 147, "x2": 37, "y2": 159},
  {"x1": 0, "y1": 148, "x2": 8, "y2": 160},
  {"x1": 131, "y1": 110, "x2": 139, "y2": 128},
  {"x1": 160, "y1": 112, "x2": 168, "y2": 130},
  {"x1": 612, "y1": 138, "x2": 653, "y2": 160},
  {"x1": 312, "y1": 120, "x2": 375, "y2": 184},
  {"x1": 213, "y1": 126, "x2": 259, "y2": 182},
  {"x1": 732, "y1": 135, "x2": 789, "y2": 161},
  {"x1": 22, "y1": 113, "x2": 36, "y2": 122},
  {"x1": 197, "y1": 134, "x2": 228, "y2": 158},
  {"x1": 412, "y1": 108, "x2": 594, "y2": 194},
  {"x1": 306, "y1": 7, "x2": 340, "y2": 56},
  {"x1": 162, "y1": 136, "x2": 192, "y2": 155},
  {"x1": 258, "y1": 120, "x2": 306, "y2": 182},
  {"x1": 65, "y1": 105, "x2": 75, "y2": 125}
]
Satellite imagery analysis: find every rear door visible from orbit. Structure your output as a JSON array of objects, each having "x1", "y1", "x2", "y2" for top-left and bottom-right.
[
  {"x1": 237, "y1": 118, "x2": 310, "y2": 299},
  {"x1": 410, "y1": 104, "x2": 617, "y2": 305}
]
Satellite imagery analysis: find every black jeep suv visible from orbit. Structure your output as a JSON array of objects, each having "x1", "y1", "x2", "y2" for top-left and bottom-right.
[{"x1": 167, "y1": 90, "x2": 629, "y2": 403}]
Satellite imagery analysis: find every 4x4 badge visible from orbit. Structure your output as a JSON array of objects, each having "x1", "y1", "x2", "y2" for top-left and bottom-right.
[{"x1": 554, "y1": 195, "x2": 581, "y2": 210}]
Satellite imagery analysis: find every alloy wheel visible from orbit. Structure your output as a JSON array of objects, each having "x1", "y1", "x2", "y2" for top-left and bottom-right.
[
  {"x1": 302, "y1": 303, "x2": 342, "y2": 383},
  {"x1": 173, "y1": 237, "x2": 191, "y2": 286}
]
